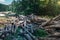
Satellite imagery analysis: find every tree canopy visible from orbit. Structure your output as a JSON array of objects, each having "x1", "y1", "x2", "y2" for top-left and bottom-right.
[
  {"x1": 8, "y1": 0, "x2": 60, "y2": 16},
  {"x1": 0, "y1": 4, "x2": 9, "y2": 12},
  {"x1": 11, "y1": 0, "x2": 40, "y2": 16}
]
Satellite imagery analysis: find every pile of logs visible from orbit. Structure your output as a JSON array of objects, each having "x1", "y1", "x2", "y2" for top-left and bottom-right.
[
  {"x1": 40, "y1": 15, "x2": 60, "y2": 38},
  {"x1": 33, "y1": 15, "x2": 60, "y2": 40}
]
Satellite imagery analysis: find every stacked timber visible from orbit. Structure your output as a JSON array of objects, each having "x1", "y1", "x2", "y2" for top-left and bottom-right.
[
  {"x1": 36, "y1": 15, "x2": 60, "y2": 40},
  {"x1": 41, "y1": 15, "x2": 60, "y2": 37},
  {"x1": 30, "y1": 16, "x2": 47, "y2": 25}
]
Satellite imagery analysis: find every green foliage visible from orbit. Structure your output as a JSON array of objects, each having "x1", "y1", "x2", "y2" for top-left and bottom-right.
[
  {"x1": 10, "y1": 0, "x2": 60, "y2": 16},
  {"x1": 33, "y1": 29, "x2": 48, "y2": 37},
  {"x1": 0, "y1": 4, "x2": 9, "y2": 11},
  {"x1": 11, "y1": 0, "x2": 40, "y2": 16}
]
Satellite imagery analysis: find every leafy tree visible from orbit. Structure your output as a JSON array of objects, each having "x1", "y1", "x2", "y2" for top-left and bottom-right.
[
  {"x1": 0, "y1": 3, "x2": 9, "y2": 11},
  {"x1": 39, "y1": 0, "x2": 56, "y2": 16},
  {"x1": 11, "y1": 0, "x2": 40, "y2": 16},
  {"x1": 45, "y1": 0, "x2": 55, "y2": 16},
  {"x1": 11, "y1": 0, "x2": 58, "y2": 16}
]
